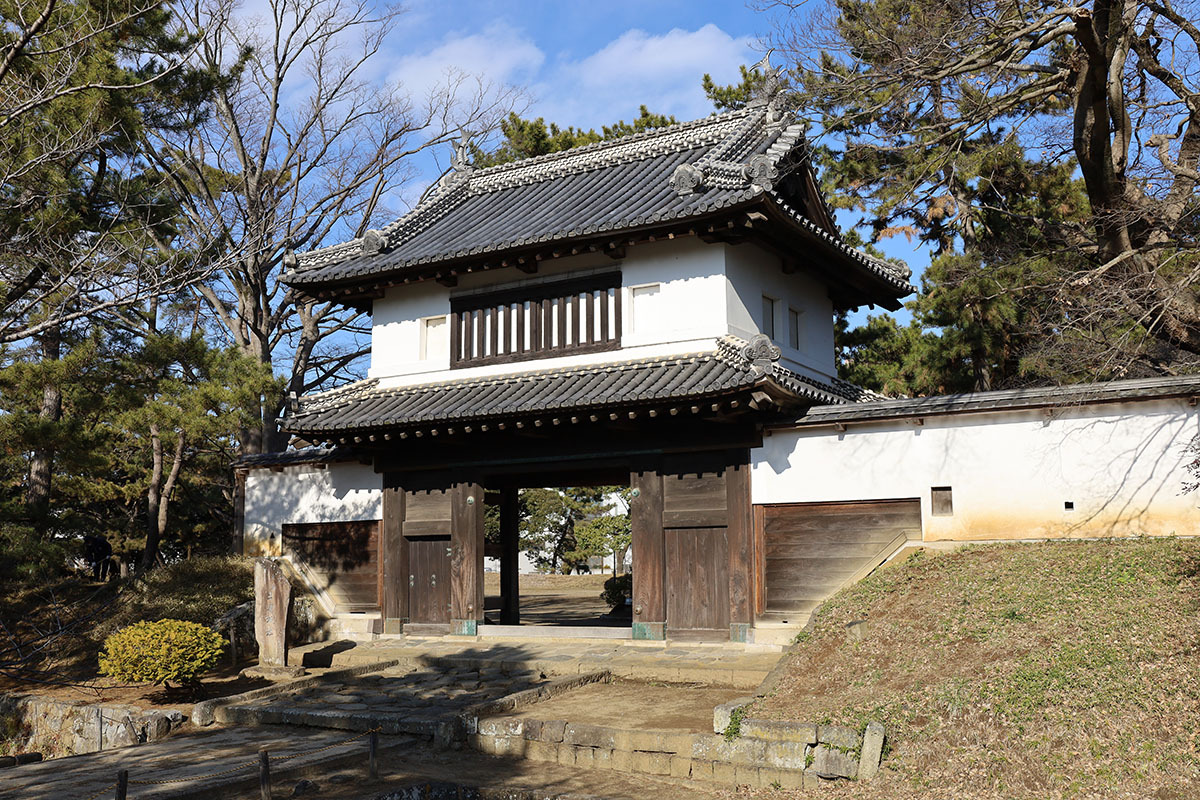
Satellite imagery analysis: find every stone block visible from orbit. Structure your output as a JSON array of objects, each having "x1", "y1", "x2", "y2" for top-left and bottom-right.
[
  {"x1": 564, "y1": 723, "x2": 616, "y2": 750},
  {"x1": 777, "y1": 769, "x2": 806, "y2": 789},
  {"x1": 758, "y1": 768, "x2": 786, "y2": 788},
  {"x1": 574, "y1": 746, "x2": 595, "y2": 768},
  {"x1": 523, "y1": 740, "x2": 558, "y2": 763},
  {"x1": 858, "y1": 721, "x2": 886, "y2": 780},
  {"x1": 690, "y1": 734, "x2": 767, "y2": 765},
  {"x1": 763, "y1": 740, "x2": 808, "y2": 771},
  {"x1": 540, "y1": 719, "x2": 566, "y2": 743},
  {"x1": 690, "y1": 760, "x2": 715, "y2": 782},
  {"x1": 592, "y1": 747, "x2": 613, "y2": 770},
  {"x1": 670, "y1": 756, "x2": 692, "y2": 779},
  {"x1": 712, "y1": 761, "x2": 738, "y2": 785},
  {"x1": 818, "y1": 724, "x2": 860, "y2": 750},
  {"x1": 556, "y1": 744, "x2": 576, "y2": 766},
  {"x1": 810, "y1": 744, "x2": 859, "y2": 780},
  {"x1": 610, "y1": 749, "x2": 634, "y2": 772},
  {"x1": 521, "y1": 718, "x2": 543, "y2": 740},
  {"x1": 142, "y1": 713, "x2": 171, "y2": 742},
  {"x1": 735, "y1": 765, "x2": 762, "y2": 787},
  {"x1": 632, "y1": 751, "x2": 671, "y2": 775},
  {"x1": 741, "y1": 719, "x2": 818, "y2": 745},
  {"x1": 712, "y1": 697, "x2": 755, "y2": 735}
]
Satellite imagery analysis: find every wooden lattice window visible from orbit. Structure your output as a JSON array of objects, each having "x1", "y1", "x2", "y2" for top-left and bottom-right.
[{"x1": 450, "y1": 272, "x2": 622, "y2": 367}]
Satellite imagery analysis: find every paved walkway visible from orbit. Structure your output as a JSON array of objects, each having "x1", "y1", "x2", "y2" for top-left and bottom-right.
[
  {"x1": 0, "y1": 726, "x2": 391, "y2": 800},
  {"x1": 292, "y1": 637, "x2": 782, "y2": 689}
]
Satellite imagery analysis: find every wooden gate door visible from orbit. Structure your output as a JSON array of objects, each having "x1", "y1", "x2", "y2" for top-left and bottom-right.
[
  {"x1": 654, "y1": 455, "x2": 752, "y2": 641},
  {"x1": 665, "y1": 526, "x2": 730, "y2": 637},
  {"x1": 407, "y1": 537, "x2": 451, "y2": 624}
]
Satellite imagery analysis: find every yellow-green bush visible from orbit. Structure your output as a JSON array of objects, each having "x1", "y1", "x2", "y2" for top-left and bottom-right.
[{"x1": 99, "y1": 619, "x2": 224, "y2": 686}]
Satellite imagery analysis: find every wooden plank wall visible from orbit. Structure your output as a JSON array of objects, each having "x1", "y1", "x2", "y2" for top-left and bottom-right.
[
  {"x1": 759, "y1": 498, "x2": 922, "y2": 623},
  {"x1": 281, "y1": 520, "x2": 381, "y2": 613}
]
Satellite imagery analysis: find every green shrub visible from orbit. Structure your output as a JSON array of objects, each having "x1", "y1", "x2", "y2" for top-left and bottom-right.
[
  {"x1": 600, "y1": 573, "x2": 632, "y2": 608},
  {"x1": 99, "y1": 619, "x2": 224, "y2": 686}
]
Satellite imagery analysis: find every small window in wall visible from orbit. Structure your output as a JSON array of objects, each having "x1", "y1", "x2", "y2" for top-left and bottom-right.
[
  {"x1": 420, "y1": 315, "x2": 448, "y2": 361},
  {"x1": 762, "y1": 295, "x2": 778, "y2": 340},
  {"x1": 631, "y1": 283, "x2": 662, "y2": 334},
  {"x1": 788, "y1": 307, "x2": 801, "y2": 350},
  {"x1": 931, "y1": 486, "x2": 954, "y2": 516}
]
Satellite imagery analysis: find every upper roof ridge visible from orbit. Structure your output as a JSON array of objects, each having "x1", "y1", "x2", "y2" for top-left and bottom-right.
[{"x1": 292, "y1": 108, "x2": 765, "y2": 274}]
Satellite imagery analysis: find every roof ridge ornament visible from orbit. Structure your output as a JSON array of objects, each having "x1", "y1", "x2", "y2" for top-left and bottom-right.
[
  {"x1": 742, "y1": 333, "x2": 782, "y2": 374},
  {"x1": 747, "y1": 51, "x2": 786, "y2": 123},
  {"x1": 437, "y1": 133, "x2": 476, "y2": 192},
  {"x1": 361, "y1": 229, "x2": 389, "y2": 254}
]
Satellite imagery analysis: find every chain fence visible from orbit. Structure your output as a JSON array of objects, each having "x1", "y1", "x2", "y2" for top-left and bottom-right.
[{"x1": 79, "y1": 726, "x2": 380, "y2": 800}]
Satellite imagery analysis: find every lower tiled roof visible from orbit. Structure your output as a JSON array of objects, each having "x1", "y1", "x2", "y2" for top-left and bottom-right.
[
  {"x1": 796, "y1": 373, "x2": 1200, "y2": 425},
  {"x1": 281, "y1": 336, "x2": 856, "y2": 438}
]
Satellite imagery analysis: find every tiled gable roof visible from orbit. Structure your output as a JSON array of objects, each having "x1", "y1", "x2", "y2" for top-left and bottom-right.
[
  {"x1": 284, "y1": 107, "x2": 914, "y2": 304},
  {"x1": 280, "y1": 335, "x2": 868, "y2": 439}
]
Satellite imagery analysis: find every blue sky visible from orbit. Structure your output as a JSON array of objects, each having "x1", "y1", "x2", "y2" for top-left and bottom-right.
[{"x1": 346, "y1": 1, "x2": 928, "y2": 318}]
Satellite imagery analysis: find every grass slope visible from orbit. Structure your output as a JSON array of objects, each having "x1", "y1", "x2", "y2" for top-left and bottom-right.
[{"x1": 748, "y1": 539, "x2": 1200, "y2": 799}]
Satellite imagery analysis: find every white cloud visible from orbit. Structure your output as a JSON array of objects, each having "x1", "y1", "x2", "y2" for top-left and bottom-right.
[
  {"x1": 537, "y1": 24, "x2": 757, "y2": 130},
  {"x1": 388, "y1": 21, "x2": 545, "y2": 103}
]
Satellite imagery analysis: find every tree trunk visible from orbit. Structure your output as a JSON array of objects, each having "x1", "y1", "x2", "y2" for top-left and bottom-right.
[
  {"x1": 142, "y1": 424, "x2": 164, "y2": 571},
  {"x1": 25, "y1": 328, "x2": 61, "y2": 534}
]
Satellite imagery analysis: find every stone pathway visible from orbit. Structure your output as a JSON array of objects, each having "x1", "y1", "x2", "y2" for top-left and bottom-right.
[
  {"x1": 293, "y1": 637, "x2": 781, "y2": 689},
  {"x1": 0, "y1": 725, "x2": 394, "y2": 800},
  {"x1": 219, "y1": 664, "x2": 547, "y2": 738}
]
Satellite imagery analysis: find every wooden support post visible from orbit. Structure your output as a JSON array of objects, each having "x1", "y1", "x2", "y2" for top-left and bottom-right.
[
  {"x1": 115, "y1": 770, "x2": 128, "y2": 800},
  {"x1": 726, "y1": 458, "x2": 753, "y2": 643},
  {"x1": 381, "y1": 478, "x2": 407, "y2": 634},
  {"x1": 259, "y1": 749, "x2": 271, "y2": 800},
  {"x1": 630, "y1": 468, "x2": 665, "y2": 640},
  {"x1": 500, "y1": 487, "x2": 520, "y2": 625},
  {"x1": 450, "y1": 482, "x2": 485, "y2": 636},
  {"x1": 368, "y1": 730, "x2": 379, "y2": 779}
]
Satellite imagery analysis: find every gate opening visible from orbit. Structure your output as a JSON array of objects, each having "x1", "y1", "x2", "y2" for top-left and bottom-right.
[{"x1": 481, "y1": 484, "x2": 632, "y2": 629}]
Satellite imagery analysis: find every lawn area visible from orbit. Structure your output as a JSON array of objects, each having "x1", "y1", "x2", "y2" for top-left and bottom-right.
[{"x1": 744, "y1": 538, "x2": 1200, "y2": 799}]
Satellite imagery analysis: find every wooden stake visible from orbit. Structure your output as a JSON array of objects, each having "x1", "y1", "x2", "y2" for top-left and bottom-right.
[
  {"x1": 259, "y1": 749, "x2": 270, "y2": 800},
  {"x1": 115, "y1": 770, "x2": 128, "y2": 800},
  {"x1": 369, "y1": 731, "x2": 379, "y2": 780}
]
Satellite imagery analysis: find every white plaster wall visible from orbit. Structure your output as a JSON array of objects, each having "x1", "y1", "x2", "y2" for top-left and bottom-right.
[
  {"x1": 243, "y1": 462, "x2": 382, "y2": 556},
  {"x1": 723, "y1": 243, "x2": 837, "y2": 381},
  {"x1": 751, "y1": 399, "x2": 1200, "y2": 541},
  {"x1": 366, "y1": 238, "x2": 826, "y2": 389}
]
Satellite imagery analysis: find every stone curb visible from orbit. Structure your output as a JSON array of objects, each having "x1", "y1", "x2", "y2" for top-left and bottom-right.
[
  {"x1": 192, "y1": 659, "x2": 400, "y2": 726},
  {"x1": 460, "y1": 670, "x2": 611, "y2": 727}
]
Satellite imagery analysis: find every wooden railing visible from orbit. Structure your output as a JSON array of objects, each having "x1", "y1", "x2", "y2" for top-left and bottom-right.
[{"x1": 450, "y1": 273, "x2": 621, "y2": 367}]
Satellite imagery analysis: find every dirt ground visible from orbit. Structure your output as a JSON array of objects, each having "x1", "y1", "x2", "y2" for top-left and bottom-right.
[
  {"x1": 225, "y1": 738, "x2": 729, "y2": 800},
  {"x1": 502, "y1": 679, "x2": 746, "y2": 733},
  {"x1": 0, "y1": 662, "x2": 269, "y2": 715},
  {"x1": 483, "y1": 572, "x2": 627, "y2": 627}
]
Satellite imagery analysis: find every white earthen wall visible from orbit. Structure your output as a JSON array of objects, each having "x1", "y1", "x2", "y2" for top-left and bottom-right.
[
  {"x1": 751, "y1": 398, "x2": 1200, "y2": 541},
  {"x1": 367, "y1": 239, "x2": 841, "y2": 388},
  {"x1": 242, "y1": 462, "x2": 381, "y2": 556},
  {"x1": 723, "y1": 243, "x2": 837, "y2": 381}
]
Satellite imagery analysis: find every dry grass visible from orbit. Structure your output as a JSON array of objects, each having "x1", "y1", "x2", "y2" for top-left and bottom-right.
[
  {"x1": 1, "y1": 556, "x2": 254, "y2": 686},
  {"x1": 744, "y1": 538, "x2": 1200, "y2": 799}
]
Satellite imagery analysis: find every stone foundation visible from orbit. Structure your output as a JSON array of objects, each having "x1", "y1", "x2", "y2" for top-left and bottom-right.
[
  {"x1": 0, "y1": 695, "x2": 185, "y2": 758},
  {"x1": 467, "y1": 708, "x2": 886, "y2": 789}
]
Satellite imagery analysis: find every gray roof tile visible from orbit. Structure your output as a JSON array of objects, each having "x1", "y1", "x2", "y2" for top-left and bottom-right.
[
  {"x1": 284, "y1": 108, "x2": 913, "y2": 301},
  {"x1": 281, "y1": 335, "x2": 870, "y2": 438},
  {"x1": 796, "y1": 374, "x2": 1200, "y2": 425}
]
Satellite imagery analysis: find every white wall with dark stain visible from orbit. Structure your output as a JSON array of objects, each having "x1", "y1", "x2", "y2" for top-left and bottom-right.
[{"x1": 752, "y1": 398, "x2": 1200, "y2": 541}]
